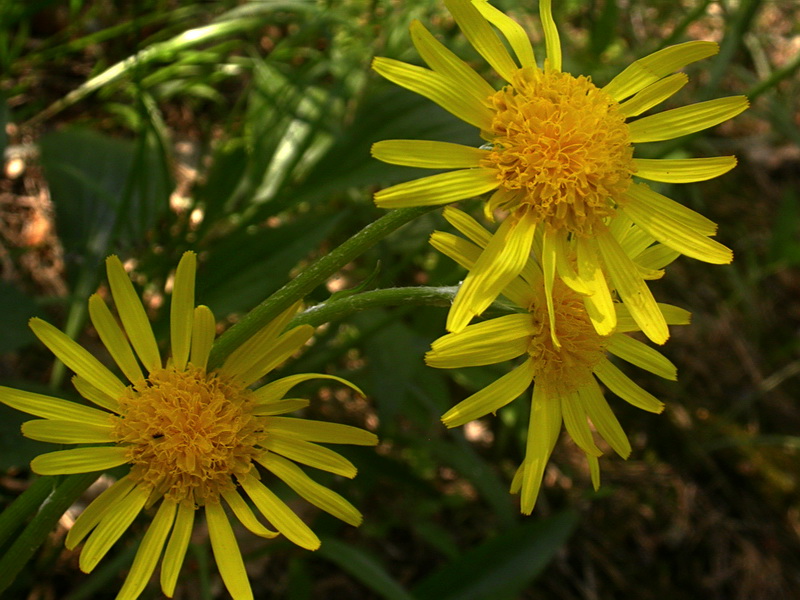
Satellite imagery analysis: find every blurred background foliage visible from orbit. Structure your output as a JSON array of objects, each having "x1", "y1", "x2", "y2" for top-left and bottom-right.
[{"x1": 0, "y1": 0, "x2": 799, "y2": 598}]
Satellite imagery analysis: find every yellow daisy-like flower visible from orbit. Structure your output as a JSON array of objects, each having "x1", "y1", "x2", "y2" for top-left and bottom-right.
[
  {"x1": 372, "y1": 0, "x2": 747, "y2": 343},
  {"x1": 427, "y1": 207, "x2": 689, "y2": 513},
  {"x1": 0, "y1": 252, "x2": 377, "y2": 600}
]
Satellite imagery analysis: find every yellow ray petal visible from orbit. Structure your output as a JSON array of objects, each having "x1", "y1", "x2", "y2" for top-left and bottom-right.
[
  {"x1": 239, "y1": 473, "x2": 320, "y2": 550},
  {"x1": 618, "y1": 72, "x2": 688, "y2": 118},
  {"x1": 519, "y1": 385, "x2": 562, "y2": 514},
  {"x1": 88, "y1": 294, "x2": 143, "y2": 385},
  {"x1": 472, "y1": 0, "x2": 536, "y2": 67},
  {"x1": 614, "y1": 302, "x2": 690, "y2": 333},
  {"x1": 0, "y1": 385, "x2": 111, "y2": 425},
  {"x1": 621, "y1": 189, "x2": 732, "y2": 264},
  {"x1": 372, "y1": 140, "x2": 488, "y2": 169},
  {"x1": 72, "y1": 375, "x2": 119, "y2": 413},
  {"x1": 442, "y1": 205, "x2": 492, "y2": 246},
  {"x1": 588, "y1": 454, "x2": 601, "y2": 491},
  {"x1": 236, "y1": 325, "x2": 316, "y2": 387},
  {"x1": 427, "y1": 334, "x2": 530, "y2": 368},
  {"x1": 31, "y1": 446, "x2": 128, "y2": 476},
  {"x1": 206, "y1": 502, "x2": 253, "y2": 600},
  {"x1": 447, "y1": 210, "x2": 537, "y2": 332},
  {"x1": 372, "y1": 57, "x2": 494, "y2": 129},
  {"x1": 603, "y1": 41, "x2": 718, "y2": 102},
  {"x1": 190, "y1": 305, "x2": 216, "y2": 369},
  {"x1": 254, "y1": 373, "x2": 363, "y2": 405},
  {"x1": 635, "y1": 244, "x2": 681, "y2": 271},
  {"x1": 554, "y1": 232, "x2": 590, "y2": 294},
  {"x1": 221, "y1": 489, "x2": 278, "y2": 538},
  {"x1": 625, "y1": 182, "x2": 717, "y2": 236},
  {"x1": 427, "y1": 313, "x2": 534, "y2": 367},
  {"x1": 628, "y1": 96, "x2": 749, "y2": 143},
  {"x1": 66, "y1": 476, "x2": 136, "y2": 550},
  {"x1": 541, "y1": 227, "x2": 559, "y2": 347},
  {"x1": 441, "y1": 358, "x2": 534, "y2": 428},
  {"x1": 116, "y1": 499, "x2": 177, "y2": 600},
  {"x1": 160, "y1": 502, "x2": 194, "y2": 598},
  {"x1": 634, "y1": 156, "x2": 737, "y2": 183},
  {"x1": 578, "y1": 380, "x2": 631, "y2": 459},
  {"x1": 442, "y1": 207, "x2": 546, "y2": 294},
  {"x1": 374, "y1": 168, "x2": 499, "y2": 209},
  {"x1": 429, "y1": 231, "x2": 536, "y2": 308},
  {"x1": 593, "y1": 359, "x2": 665, "y2": 413},
  {"x1": 258, "y1": 452, "x2": 363, "y2": 526},
  {"x1": 605, "y1": 334, "x2": 677, "y2": 380},
  {"x1": 29, "y1": 318, "x2": 126, "y2": 400},
  {"x1": 561, "y1": 389, "x2": 602, "y2": 457},
  {"x1": 221, "y1": 301, "x2": 301, "y2": 380},
  {"x1": 22, "y1": 419, "x2": 113, "y2": 444},
  {"x1": 444, "y1": 0, "x2": 519, "y2": 82},
  {"x1": 575, "y1": 236, "x2": 616, "y2": 336},
  {"x1": 252, "y1": 398, "x2": 310, "y2": 416},
  {"x1": 261, "y1": 435, "x2": 357, "y2": 478},
  {"x1": 80, "y1": 483, "x2": 149, "y2": 573},
  {"x1": 595, "y1": 227, "x2": 668, "y2": 344},
  {"x1": 262, "y1": 417, "x2": 378, "y2": 446},
  {"x1": 538, "y1": 0, "x2": 561, "y2": 71},
  {"x1": 105, "y1": 255, "x2": 161, "y2": 373},
  {"x1": 409, "y1": 19, "x2": 496, "y2": 101},
  {"x1": 170, "y1": 251, "x2": 196, "y2": 371}
]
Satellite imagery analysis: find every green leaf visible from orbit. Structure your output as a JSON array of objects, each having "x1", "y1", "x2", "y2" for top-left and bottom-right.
[
  {"x1": 0, "y1": 403, "x2": 49, "y2": 471},
  {"x1": 38, "y1": 127, "x2": 170, "y2": 265},
  {"x1": 316, "y1": 538, "x2": 416, "y2": 600},
  {"x1": 589, "y1": 0, "x2": 619, "y2": 57},
  {"x1": 0, "y1": 282, "x2": 37, "y2": 352},
  {"x1": 197, "y1": 211, "x2": 344, "y2": 317},
  {"x1": 413, "y1": 510, "x2": 579, "y2": 600}
]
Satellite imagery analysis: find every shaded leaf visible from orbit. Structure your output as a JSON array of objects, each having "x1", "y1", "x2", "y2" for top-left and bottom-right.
[{"x1": 413, "y1": 510, "x2": 579, "y2": 600}]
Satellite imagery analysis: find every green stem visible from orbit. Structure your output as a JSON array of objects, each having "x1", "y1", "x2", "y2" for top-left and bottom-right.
[
  {"x1": 0, "y1": 476, "x2": 55, "y2": 551},
  {"x1": 289, "y1": 286, "x2": 458, "y2": 329},
  {"x1": 747, "y1": 48, "x2": 800, "y2": 101},
  {"x1": 207, "y1": 206, "x2": 436, "y2": 369},
  {"x1": 0, "y1": 472, "x2": 100, "y2": 594}
]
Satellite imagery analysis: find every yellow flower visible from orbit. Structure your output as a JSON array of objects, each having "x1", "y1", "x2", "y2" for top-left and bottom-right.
[
  {"x1": 0, "y1": 252, "x2": 377, "y2": 600},
  {"x1": 426, "y1": 207, "x2": 689, "y2": 514},
  {"x1": 372, "y1": 0, "x2": 746, "y2": 343}
]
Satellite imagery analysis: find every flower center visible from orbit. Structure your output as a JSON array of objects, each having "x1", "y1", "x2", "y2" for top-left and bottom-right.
[
  {"x1": 111, "y1": 366, "x2": 266, "y2": 505},
  {"x1": 481, "y1": 67, "x2": 635, "y2": 235},
  {"x1": 527, "y1": 282, "x2": 607, "y2": 395}
]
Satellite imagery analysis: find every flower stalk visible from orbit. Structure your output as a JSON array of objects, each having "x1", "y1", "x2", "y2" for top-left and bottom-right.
[{"x1": 207, "y1": 206, "x2": 436, "y2": 370}]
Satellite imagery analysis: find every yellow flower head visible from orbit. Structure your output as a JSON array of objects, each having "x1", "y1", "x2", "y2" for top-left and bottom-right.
[
  {"x1": 372, "y1": 0, "x2": 746, "y2": 343},
  {"x1": 0, "y1": 252, "x2": 378, "y2": 600},
  {"x1": 426, "y1": 208, "x2": 690, "y2": 514}
]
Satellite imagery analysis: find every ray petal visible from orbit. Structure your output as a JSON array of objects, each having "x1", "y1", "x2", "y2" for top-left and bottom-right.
[
  {"x1": 441, "y1": 357, "x2": 535, "y2": 427},
  {"x1": 239, "y1": 473, "x2": 320, "y2": 550},
  {"x1": 258, "y1": 452, "x2": 363, "y2": 526},
  {"x1": 603, "y1": 41, "x2": 718, "y2": 102},
  {"x1": 105, "y1": 255, "x2": 161, "y2": 373},
  {"x1": 628, "y1": 96, "x2": 749, "y2": 143},
  {"x1": 372, "y1": 57, "x2": 494, "y2": 129},
  {"x1": 374, "y1": 168, "x2": 499, "y2": 209},
  {"x1": 170, "y1": 251, "x2": 196, "y2": 371},
  {"x1": 29, "y1": 318, "x2": 126, "y2": 400},
  {"x1": 0, "y1": 385, "x2": 112, "y2": 425},
  {"x1": 372, "y1": 140, "x2": 488, "y2": 169},
  {"x1": 444, "y1": 0, "x2": 519, "y2": 82},
  {"x1": 447, "y1": 210, "x2": 537, "y2": 332},
  {"x1": 206, "y1": 501, "x2": 254, "y2": 600},
  {"x1": 116, "y1": 499, "x2": 177, "y2": 600}
]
